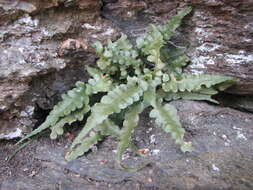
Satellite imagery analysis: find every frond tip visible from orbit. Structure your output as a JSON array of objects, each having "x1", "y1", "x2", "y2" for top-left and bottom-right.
[
  {"x1": 150, "y1": 103, "x2": 192, "y2": 152},
  {"x1": 65, "y1": 131, "x2": 103, "y2": 161},
  {"x1": 116, "y1": 103, "x2": 143, "y2": 170},
  {"x1": 162, "y1": 74, "x2": 234, "y2": 93},
  {"x1": 16, "y1": 82, "x2": 88, "y2": 145}
]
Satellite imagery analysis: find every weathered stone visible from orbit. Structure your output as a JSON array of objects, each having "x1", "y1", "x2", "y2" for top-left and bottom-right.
[
  {"x1": 1, "y1": 101, "x2": 253, "y2": 189},
  {"x1": 103, "y1": 0, "x2": 253, "y2": 95},
  {"x1": 184, "y1": 0, "x2": 253, "y2": 95},
  {"x1": 217, "y1": 93, "x2": 253, "y2": 113},
  {"x1": 0, "y1": 1, "x2": 253, "y2": 188},
  {"x1": 0, "y1": 0, "x2": 118, "y2": 139},
  {"x1": 104, "y1": 0, "x2": 147, "y2": 20}
]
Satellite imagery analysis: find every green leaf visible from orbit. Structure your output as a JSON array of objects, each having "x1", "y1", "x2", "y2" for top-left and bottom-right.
[
  {"x1": 66, "y1": 77, "x2": 147, "y2": 160},
  {"x1": 95, "y1": 118, "x2": 121, "y2": 137},
  {"x1": 86, "y1": 66, "x2": 113, "y2": 93},
  {"x1": 136, "y1": 25, "x2": 165, "y2": 70},
  {"x1": 16, "y1": 82, "x2": 88, "y2": 145},
  {"x1": 95, "y1": 118, "x2": 140, "y2": 153},
  {"x1": 92, "y1": 41, "x2": 103, "y2": 55},
  {"x1": 160, "y1": 47, "x2": 189, "y2": 75},
  {"x1": 96, "y1": 34, "x2": 142, "y2": 77},
  {"x1": 158, "y1": 7, "x2": 192, "y2": 41},
  {"x1": 150, "y1": 102, "x2": 191, "y2": 151},
  {"x1": 164, "y1": 91, "x2": 219, "y2": 104},
  {"x1": 143, "y1": 85, "x2": 156, "y2": 107},
  {"x1": 116, "y1": 103, "x2": 144, "y2": 170},
  {"x1": 162, "y1": 74, "x2": 234, "y2": 93},
  {"x1": 50, "y1": 106, "x2": 90, "y2": 139},
  {"x1": 65, "y1": 131, "x2": 103, "y2": 161}
]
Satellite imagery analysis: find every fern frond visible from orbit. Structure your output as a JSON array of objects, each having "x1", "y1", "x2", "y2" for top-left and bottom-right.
[
  {"x1": 160, "y1": 47, "x2": 189, "y2": 75},
  {"x1": 65, "y1": 131, "x2": 103, "y2": 161},
  {"x1": 86, "y1": 66, "x2": 113, "y2": 94},
  {"x1": 162, "y1": 74, "x2": 234, "y2": 93},
  {"x1": 143, "y1": 85, "x2": 157, "y2": 107},
  {"x1": 163, "y1": 86, "x2": 219, "y2": 103},
  {"x1": 116, "y1": 103, "x2": 143, "y2": 169},
  {"x1": 66, "y1": 77, "x2": 147, "y2": 160},
  {"x1": 150, "y1": 102, "x2": 192, "y2": 152},
  {"x1": 96, "y1": 118, "x2": 140, "y2": 153},
  {"x1": 94, "y1": 34, "x2": 142, "y2": 77},
  {"x1": 95, "y1": 118, "x2": 121, "y2": 137},
  {"x1": 50, "y1": 106, "x2": 90, "y2": 139},
  {"x1": 136, "y1": 25, "x2": 165, "y2": 70},
  {"x1": 16, "y1": 82, "x2": 88, "y2": 145},
  {"x1": 65, "y1": 119, "x2": 120, "y2": 161},
  {"x1": 164, "y1": 91, "x2": 219, "y2": 104},
  {"x1": 158, "y1": 7, "x2": 192, "y2": 41}
]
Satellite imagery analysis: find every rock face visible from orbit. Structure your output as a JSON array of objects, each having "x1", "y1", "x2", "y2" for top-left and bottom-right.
[
  {"x1": 1, "y1": 0, "x2": 253, "y2": 189},
  {"x1": 185, "y1": 0, "x2": 253, "y2": 95},
  {"x1": 1, "y1": 100, "x2": 253, "y2": 189},
  {"x1": 0, "y1": 0, "x2": 120, "y2": 139},
  {"x1": 1, "y1": 0, "x2": 253, "y2": 139}
]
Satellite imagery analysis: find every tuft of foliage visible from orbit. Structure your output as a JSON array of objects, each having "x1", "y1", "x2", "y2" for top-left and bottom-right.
[{"x1": 17, "y1": 7, "x2": 235, "y2": 170}]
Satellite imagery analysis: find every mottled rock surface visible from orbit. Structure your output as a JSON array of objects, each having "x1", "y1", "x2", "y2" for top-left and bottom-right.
[
  {"x1": 1, "y1": 101, "x2": 253, "y2": 189},
  {"x1": 1, "y1": 0, "x2": 253, "y2": 138},
  {"x1": 0, "y1": 0, "x2": 119, "y2": 139},
  {"x1": 0, "y1": 0, "x2": 253, "y2": 189}
]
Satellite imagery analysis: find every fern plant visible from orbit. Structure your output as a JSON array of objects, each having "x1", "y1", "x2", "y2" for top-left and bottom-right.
[{"x1": 17, "y1": 7, "x2": 235, "y2": 170}]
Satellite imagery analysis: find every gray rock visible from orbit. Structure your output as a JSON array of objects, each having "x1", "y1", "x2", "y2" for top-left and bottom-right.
[
  {"x1": 0, "y1": 0, "x2": 119, "y2": 139},
  {"x1": 1, "y1": 0, "x2": 253, "y2": 188},
  {"x1": 1, "y1": 100, "x2": 253, "y2": 189}
]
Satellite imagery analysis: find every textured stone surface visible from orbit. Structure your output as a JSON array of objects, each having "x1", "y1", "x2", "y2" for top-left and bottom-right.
[
  {"x1": 103, "y1": 0, "x2": 253, "y2": 94},
  {"x1": 185, "y1": 0, "x2": 253, "y2": 95},
  {"x1": 0, "y1": 0, "x2": 119, "y2": 139},
  {"x1": 0, "y1": 1, "x2": 253, "y2": 188},
  {"x1": 1, "y1": 0, "x2": 252, "y2": 139},
  {"x1": 1, "y1": 101, "x2": 253, "y2": 189}
]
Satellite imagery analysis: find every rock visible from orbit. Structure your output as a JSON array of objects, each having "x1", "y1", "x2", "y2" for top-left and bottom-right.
[
  {"x1": 0, "y1": 0, "x2": 119, "y2": 139},
  {"x1": 184, "y1": 0, "x2": 253, "y2": 95},
  {"x1": 1, "y1": 100, "x2": 253, "y2": 189},
  {"x1": 1, "y1": 0, "x2": 253, "y2": 188},
  {"x1": 217, "y1": 93, "x2": 253, "y2": 113},
  {"x1": 0, "y1": 0, "x2": 252, "y2": 178},
  {"x1": 103, "y1": 0, "x2": 253, "y2": 95},
  {"x1": 104, "y1": 0, "x2": 147, "y2": 20}
]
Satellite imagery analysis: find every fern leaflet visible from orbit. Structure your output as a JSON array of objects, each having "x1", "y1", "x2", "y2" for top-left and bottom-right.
[
  {"x1": 150, "y1": 102, "x2": 192, "y2": 152},
  {"x1": 66, "y1": 77, "x2": 147, "y2": 160},
  {"x1": 116, "y1": 103, "x2": 143, "y2": 170},
  {"x1": 162, "y1": 74, "x2": 234, "y2": 93},
  {"x1": 16, "y1": 82, "x2": 88, "y2": 145}
]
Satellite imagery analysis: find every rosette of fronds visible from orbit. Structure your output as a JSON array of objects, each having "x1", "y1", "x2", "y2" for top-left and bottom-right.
[{"x1": 17, "y1": 7, "x2": 235, "y2": 170}]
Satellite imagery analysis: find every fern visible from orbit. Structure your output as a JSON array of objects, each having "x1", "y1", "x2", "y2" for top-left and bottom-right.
[
  {"x1": 50, "y1": 106, "x2": 90, "y2": 139},
  {"x1": 65, "y1": 77, "x2": 146, "y2": 160},
  {"x1": 160, "y1": 47, "x2": 189, "y2": 75},
  {"x1": 17, "y1": 7, "x2": 236, "y2": 170},
  {"x1": 150, "y1": 102, "x2": 188, "y2": 150},
  {"x1": 116, "y1": 103, "x2": 143, "y2": 170},
  {"x1": 162, "y1": 74, "x2": 234, "y2": 93},
  {"x1": 93, "y1": 34, "x2": 142, "y2": 77},
  {"x1": 65, "y1": 131, "x2": 103, "y2": 161},
  {"x1": 158, "y1": 7, "x2": 192, "y2": 41},
  {"x1": 136, "y1": 24, "x2": 165, "y2": 70},
  {"x1": 16, "y1": 81, "x2": 89, "y2": 145},
  {"x1": 86, "y1": 66, "x2": 113, "y2": 94}
]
